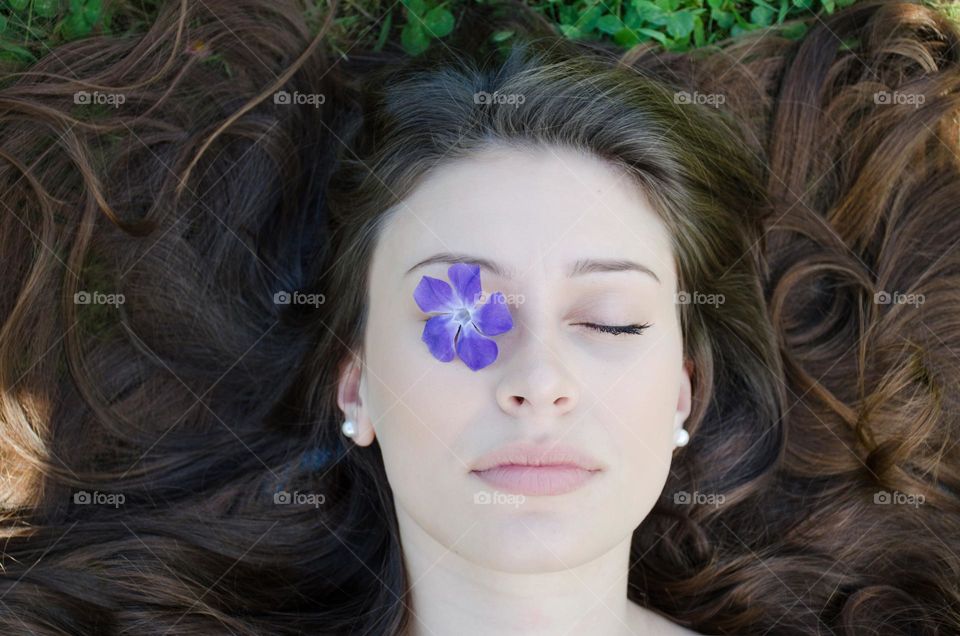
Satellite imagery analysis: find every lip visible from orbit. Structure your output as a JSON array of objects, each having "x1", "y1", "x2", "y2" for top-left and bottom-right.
[{"x1": 470, "y1": 441, "x2": 604, "y2": 496}]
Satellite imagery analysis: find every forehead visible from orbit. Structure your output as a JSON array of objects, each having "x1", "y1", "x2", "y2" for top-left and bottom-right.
[{"x1": 374, "y1": 143, "x2": 675, "y2": 284}]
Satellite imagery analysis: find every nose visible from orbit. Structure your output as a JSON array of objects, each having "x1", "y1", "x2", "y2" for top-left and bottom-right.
[{"x1": 495, "y1": 330, "x2": 580, "y2": 418}]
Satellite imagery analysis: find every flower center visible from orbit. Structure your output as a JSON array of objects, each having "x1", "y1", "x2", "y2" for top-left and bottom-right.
[{"x1": 454, "y1": 307, "x2": 472, "y2": 325}]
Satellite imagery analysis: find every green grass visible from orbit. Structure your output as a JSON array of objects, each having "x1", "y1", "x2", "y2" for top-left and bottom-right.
[
  {"x1": 0, "y1": 0, "x2": 882, "y2": 66},
  {"x1": 322, "y1": 0, "x2": 861, "y2": 57},
  {"x1": 1, "y1": 0, "x2": 958, "y2": 70}
]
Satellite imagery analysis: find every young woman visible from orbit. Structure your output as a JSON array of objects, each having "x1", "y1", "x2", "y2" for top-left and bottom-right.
[{"x1": 1, "y1": 1, "x2": 958, "y2": 634}]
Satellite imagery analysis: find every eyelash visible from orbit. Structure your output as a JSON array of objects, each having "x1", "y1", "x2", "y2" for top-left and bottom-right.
[
  {"x1": 577, "y1": 322, "x2": 652, "y2": 336},
  {"x1": 420, "y1": 318, "x2": 651, "y2": 336}
]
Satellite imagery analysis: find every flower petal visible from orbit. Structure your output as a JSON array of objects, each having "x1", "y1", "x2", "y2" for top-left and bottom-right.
[
  {"x1": 413, "y1": 275, "x2": 457, "y2": 313},
  {"x1": 456, "y1": 322, "x2": 499, "y2": 371},
  {"x1": 422, "y1": 314, "x2": 459, "y2": 362},
  {"x1": 448, "y1": 263, "x2": 482, "y2": 307},
  {"x1": 472, "y1": 291, "x2": 513, "y2": 336}
]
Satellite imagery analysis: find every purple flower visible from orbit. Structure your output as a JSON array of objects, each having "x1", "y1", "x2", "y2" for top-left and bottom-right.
[{"x1": 413, "y1": 263, "x2": 514, "y2": 371}]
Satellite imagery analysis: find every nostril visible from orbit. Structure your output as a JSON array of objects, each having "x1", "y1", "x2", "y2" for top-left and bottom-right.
[{"x1": 513, "y1": 396, "x2": 525, "y2": 406}]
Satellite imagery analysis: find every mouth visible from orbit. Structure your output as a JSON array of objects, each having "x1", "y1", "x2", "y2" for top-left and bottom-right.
[{"x1": 470, "y1": 464, "x2": 601, "y2": 496}]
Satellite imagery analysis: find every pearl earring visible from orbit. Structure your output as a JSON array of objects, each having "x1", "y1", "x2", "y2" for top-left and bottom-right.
[
  {"x1": 673, "y1": 427, "x2": 689, "y2": 447},
  {"x1": 341, "y1": 419, "x2": 357, "y2": 438}
]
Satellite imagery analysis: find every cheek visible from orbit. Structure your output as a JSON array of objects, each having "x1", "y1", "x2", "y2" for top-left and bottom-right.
[
  {"x1": 598, "y1": 373, "x2": 678, "y2": 526},
  {"x1": 606, "y1": 384, "x2": 675, "y2": 460},
  {"x1": 368, "y1": 318, "x2": 473, "y2": 437},
  {"x1": 368, "y1": 372, "x2": 480, "y2": 540},
  {"x1": 603, "y1": 347, "x2": 682, "y2": 471},
  {"x1": 364, "y1": 326, "x2": 472, "y2": 496}
]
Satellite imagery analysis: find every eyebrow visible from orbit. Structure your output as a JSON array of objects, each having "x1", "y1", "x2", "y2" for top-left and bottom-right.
[{"x1": 404, "y1": 252, "x2": 661, "y2": 284}]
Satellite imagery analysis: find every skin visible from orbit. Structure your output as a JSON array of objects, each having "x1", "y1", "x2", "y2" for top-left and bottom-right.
[{"x1": 337, "y1": 143, "x2": 699, "y2": 635}]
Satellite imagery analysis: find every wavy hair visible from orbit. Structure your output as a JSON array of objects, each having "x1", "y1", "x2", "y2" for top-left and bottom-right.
[{"x1": 1, "y1": 0, "x2": 959, "y2": 634}]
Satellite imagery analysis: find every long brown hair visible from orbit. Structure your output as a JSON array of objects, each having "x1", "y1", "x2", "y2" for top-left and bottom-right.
[{"x1": 1, "y1": 1, "x2": 959, "y2": 634}]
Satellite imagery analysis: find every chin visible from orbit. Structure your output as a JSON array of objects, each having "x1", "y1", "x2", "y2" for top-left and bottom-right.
[{"x1": 466, "y1": 513, "x2": 604, "y2": 571}]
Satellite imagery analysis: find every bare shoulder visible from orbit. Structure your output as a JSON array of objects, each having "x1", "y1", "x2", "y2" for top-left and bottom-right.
[{"x1": 627, "y1": 602, "x2": 709, "y2": 635}]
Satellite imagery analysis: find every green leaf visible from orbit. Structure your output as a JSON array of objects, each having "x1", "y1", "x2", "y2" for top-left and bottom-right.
[
  {"x1": 491, "y1": 29, "x2": 514, "y2": 42},
  {"x1": 558, "y1": 4, "x2": 577, "y2": 25},
  {"x1": 32, "y1": 0, "x2": 59, "y2": 18},
  {"x1": 373, "y1": 10, "x2": 391, "y2": 52},
  {"x1": 100, "y1": 4, "x2": 114, "y2": 32},
  {"x1": 613, "y1": 26, "x2": 640, "y2": 47},
  {"x1": 61, "y1": 9, "x2": 91, "y2": 39},
  {"x1": 731, "y1": 21, "x2": 760, "y2": 37},
  {"x1": 664, "y1": 9, "x2": 695, "y2": 39},
  {"x1": 421, "y1": 6, "x2": 454, "y2": 37},
  {"x1": 732, "y1": 7, "x2": 753, "y2": 27},
  {"x1": 822, "y1": 0, "x2": 835, "y2": 13},
  {"x1": 401, "y1": 21, "x2": 429, "y2": 55},
  {"x1": 693, "y1": 14, "x2": 705, "y2": 48},
  {"x1": 402, "y1": 0, "x2": 426, "y2": 18},
  {"x1": 559, "y1": 23, "x2": 581, "y2": 38},
  {"x1": 0, "y1": 14, "x2": 6, "y2": 34},
  {"x1": 780, "y1": 20, "x2": 807, "y2": 39},
  {"x1": 666, "y1": 37, "x2": 691, "y2": 52},
  {"x1": 838, "y1": 36, "x2": 859, "y2": 51},
  {"x1": 731, "y1": 7, "x2": 762, "y2": 36},
  {"x1": 636, "y1": 26, "x2": 667, "y2": 44},
  {"x1": 596, "y1": 14, "x2": 624, "y2": 35},
  {"x1": 792, "y1": 0, "x2": 814, "y2": 8},
  {"x1": 712, "y1": 9, "x2": 734, "y2": 29},
  {"x1": 632, "y1": 0, "x2": 665, "y2": 23},
  {"x1": 622, "y1": 6, "x2": 642, "y2": 28},
  {"x1": 0, "y1": 39, "x2": 37, "y2": 61},
  {"x1": 8, "y1": 0, "x2": 30, "y2": 11},
  {"x1": 750, "y1": 5, "x2": 774, "y2": 26},
  {"x1": 576, "y1": 5, "x2": 604, "y2": 32},
  {"x1": 778, "y1": 0, "x2": 790, "y2": 23},
  {"x1": 84, "y1": 0, "x2": 103, "y2": 25}
]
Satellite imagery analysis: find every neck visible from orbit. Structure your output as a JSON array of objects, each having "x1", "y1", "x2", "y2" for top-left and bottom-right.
[{"x1": 396, "y1": 506, "x2": 672, "y2": 636}]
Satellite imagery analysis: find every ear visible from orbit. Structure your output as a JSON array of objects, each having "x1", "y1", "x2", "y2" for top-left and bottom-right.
[
  {"x1": 336, "y1": 356, "x2": 376, "y2": 447},
  {"x1": 675, "y1": 357, "x2": 693, "y2": 430}
]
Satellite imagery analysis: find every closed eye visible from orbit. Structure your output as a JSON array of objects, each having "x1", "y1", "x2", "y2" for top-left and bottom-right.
[
  {"x1": 420, "y1": 316, "x2": 651, "y2": 336},
  {"x1": 577, "y1": 322, "x2": 651, "y2": 336}
]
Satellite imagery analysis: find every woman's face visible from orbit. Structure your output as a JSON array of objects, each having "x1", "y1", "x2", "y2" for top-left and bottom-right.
[{"x1": 340, "y1": 143, "x2": 692, "y2": 573}]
